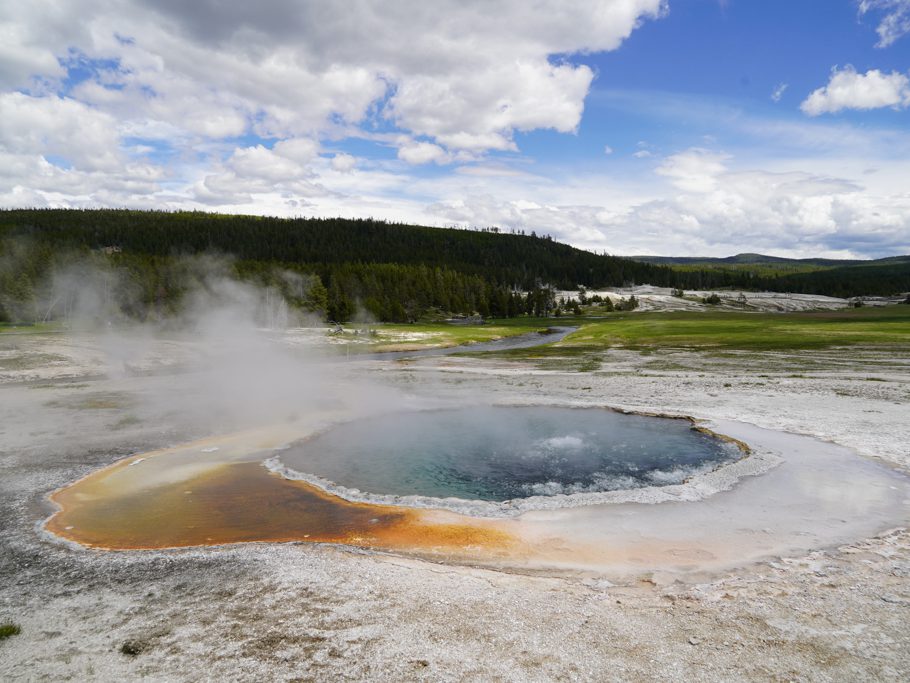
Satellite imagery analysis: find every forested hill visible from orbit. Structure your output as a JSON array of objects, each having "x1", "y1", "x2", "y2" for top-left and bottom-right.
[
  {"x1": 0, "y1": 209, "x2": 673, "y2": 291},
  {"x1": 772, "y1": 258, "x2": 910, "y2": 299},
  {"x1": 629, "y1": 251, "x2": 910, "y2": 298},
  {"x1": 1, "y1": 209, "x2": 908, "y2": 323}
]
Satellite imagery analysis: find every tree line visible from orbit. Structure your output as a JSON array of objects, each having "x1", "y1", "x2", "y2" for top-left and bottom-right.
[{"x1": 1, "y1": 209, "x2": 907, "y2": 323}]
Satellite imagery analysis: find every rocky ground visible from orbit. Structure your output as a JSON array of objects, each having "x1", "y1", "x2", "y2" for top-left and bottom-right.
[{"x1": 1, "y1": 327, "x2": 909, "y2": 681}]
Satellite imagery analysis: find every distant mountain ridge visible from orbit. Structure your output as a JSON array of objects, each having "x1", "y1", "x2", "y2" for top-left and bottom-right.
[
  {"x1": 629, "y1": 253, "x2": 909, "y2": 267},
  {"x1": 629, "y1": 252, "x2": 910, "y2": 298}
]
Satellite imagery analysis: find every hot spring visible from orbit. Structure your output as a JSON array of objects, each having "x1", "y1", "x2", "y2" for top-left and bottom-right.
[
  {"x1": 278, "y1": 406, "x2": 741, "y2": 505},
  {"x1": 46, "y1": 406, "x2": 909, "y2": 576}
]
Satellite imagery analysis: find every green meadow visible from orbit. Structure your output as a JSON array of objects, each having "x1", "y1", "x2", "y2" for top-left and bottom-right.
[
  {"x1": 351, "y1": 306, "x2": 910, "y2": 356},
  {"x1": 443, "y1": 306, "x2": 910, "y2": 361},
  {"x1": 557, "y1": 306, "x2": 910, "y2": 352}
]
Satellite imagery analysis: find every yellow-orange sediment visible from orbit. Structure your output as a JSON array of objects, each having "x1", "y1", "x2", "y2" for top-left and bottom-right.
[{"x1": 46, "y1": 459, "x2": 517, "y2": 556}]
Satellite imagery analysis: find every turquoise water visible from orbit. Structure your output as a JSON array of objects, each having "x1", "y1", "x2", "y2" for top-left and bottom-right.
[{"x1": 282, "y1": 407, "x2": 738, "y2": 502}]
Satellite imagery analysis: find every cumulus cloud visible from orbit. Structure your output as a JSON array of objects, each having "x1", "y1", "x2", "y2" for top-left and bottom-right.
[
  {"x1": 389, "y1": 60, "x2": 594, "y2": 151},
  {"x1": 801, "y1": 66, "x2": 910, "y2": 115},
  {"x1": 190, "y1": 141, "x2": 330, "y2": 207},
  {"x1": 228, "y1": 145, "x2": 306, "y2": 182},
  {"x1": 1, "y1": 1, "x2": 665, "y2": 152},
  {"x1": 858, "y1": 0, "x2": 910, "y2": 47},
  {"x1": 0, "y1": 0, "x2": 667, "y2": 209},
  {"x1": 397, "y1": 141, "x2": 450, "y2": 165},
  {"x1": 272, "y1": 138, "x2": 320, "y2": 165},
  {"x1": 656, "y1": 148, "x2": 729, "y2": 193},
  {"x1": 0, "y1": 92, "x2": 122, "y2": 171},
  {"x1": 630, "y1": 165, "x2": 910, "y2": 257},
  {"x1": 330, "y1": 153, "x2": 356, "y2": 173},
  {"x1": 0, "y1": 2, "x2": 86, "y2": 89},
  {"x1": 427, "y1": 195, "x2": 611, "y2": 249},
  {"x1": 426, "y1": 149, "x2": 910, "y2": 258}
]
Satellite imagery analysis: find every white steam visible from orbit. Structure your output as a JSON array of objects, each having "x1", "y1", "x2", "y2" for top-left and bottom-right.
[{"x1": 2, "y1": 250, "x2": 412, "y2": 437}]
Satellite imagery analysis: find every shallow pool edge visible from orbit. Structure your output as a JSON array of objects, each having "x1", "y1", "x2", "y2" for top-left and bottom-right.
[{"x1": 267, "y1": 403, "x2": 781, "y2": 519}]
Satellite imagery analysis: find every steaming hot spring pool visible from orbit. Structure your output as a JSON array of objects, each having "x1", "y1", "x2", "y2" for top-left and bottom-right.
[
  {"x1": 277, "y1": 406, "x2": 741, "y2": 506},
  {"x1": 46, "y1": 399, "x2": 910, "y2": 577}
]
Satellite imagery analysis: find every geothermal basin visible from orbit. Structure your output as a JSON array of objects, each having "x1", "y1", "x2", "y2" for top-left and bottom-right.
[
  {"x1": 45, "y1": 405, "x2": 910, "y2": 580},
  {"x1": 276, "y1": 406, "x2": 741, "y2": 509}
]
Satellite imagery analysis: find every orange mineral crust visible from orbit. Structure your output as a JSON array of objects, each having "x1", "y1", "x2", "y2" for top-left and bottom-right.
[{"x1": 46, "y1": 461, "x2": 517, "y2": 556}]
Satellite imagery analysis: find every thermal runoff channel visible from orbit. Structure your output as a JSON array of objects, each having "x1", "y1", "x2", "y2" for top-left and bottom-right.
[{"x1": 280, "y1": 406, "x2": 740, "y2": 503}]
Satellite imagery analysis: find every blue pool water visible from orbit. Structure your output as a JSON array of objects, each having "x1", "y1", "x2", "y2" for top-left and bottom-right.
[{"x1": 282, "y1": 406, "x2": 739, "y2": 502}]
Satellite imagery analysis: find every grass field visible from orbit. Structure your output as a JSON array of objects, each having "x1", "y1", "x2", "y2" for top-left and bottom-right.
[
  {"x1": 350, "y1": 306, "x2": 910, "y2": 357},
  {"x1": 452, "y1": 306, "x2": 910, "y2": 366},
  {"x1": 557, "y1": 306, "x2": 910, "y2": 352}
]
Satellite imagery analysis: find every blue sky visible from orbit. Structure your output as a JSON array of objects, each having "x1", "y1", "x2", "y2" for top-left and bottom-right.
[
  {"x1": 1, "y1": 0, "x2": 908, "y2": 257},
  {"x1": 488, "y1": 0, "x2": 910, "y2": 171}
]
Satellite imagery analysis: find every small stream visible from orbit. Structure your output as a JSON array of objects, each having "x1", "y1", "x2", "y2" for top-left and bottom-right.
[{"x1": 352, "y1": 325, "x2": 577, "y2": 361}]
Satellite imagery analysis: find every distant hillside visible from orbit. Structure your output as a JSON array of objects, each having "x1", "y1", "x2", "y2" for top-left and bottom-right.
[
  {"x1": 1, "y1": 209, "x2": 908, "y2": 323},
  {"x1": 773, "y1": 259, "x2": 910, "y2": 299},
  {"x1": 630, "y1": 252, "x2": 910, "y2": 298},
  {"x1": 631, "y1": 253, "x2": 867, "y2": 268},
  {"x1": 1, "y1": 209, "x2": 675, "y2": 290},
  {"x1": 0, "y1": 208, "x2": 680, "y2": 323}
]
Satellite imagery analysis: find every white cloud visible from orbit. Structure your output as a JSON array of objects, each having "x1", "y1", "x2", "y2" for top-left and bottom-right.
[
  {"x1": 389, "y1": 59, "x2": 594, "y2": 151},
  {"x1": 397, "y1": 141, "x2": 450, "y2": 165},
  {"x1": 0, "y1": 0, "x2": 670, "y2": 214},
  {"x1": 858, "y1": 0, "x2": 910, "y2": 48},
  {"x1": 771, "y1": 82, "x2": 788, "y2": 102},
  {"x1": 272, "y1": 138, "x2": 320, "y2": 165},
  {"x1": 656, "y1": 148, "x2": 729, "y2": 193},
  {"x1": 603, "y1": 145, "x2": 614, "y2": 155},
  {"x1": 0, "y1": 2, "x2": 87, "y2": 89},
  {"x1": 424, "y1": 149, "x2": 910, "y2": 258},
  {"x1": 427, "y1": 195, "x2": 611, "y2": 248},
  {"x1": 0, "y1": 92, "x2": 122, "y2": 171},
  {"x1": 330, "y1": 153, "x2": 356, "y2": 173},
  {"x1": 188, "y1": 141, "x2": 331, "y2": 207},
  {"x1": 801, "y1": 66, "x2": 910, "y2": 115},
  {"x1": 228, "y1": 145, "x2": 308, "y2": 182},
  {"x1": 1, "y1": 1, "x2": 666, "y2": 152},
  {"x1": 0, "y1": 148, "x2": 165, "y2": 209}
]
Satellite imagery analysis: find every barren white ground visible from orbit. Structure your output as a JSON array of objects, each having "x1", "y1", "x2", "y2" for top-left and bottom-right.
[{"x1": 1, "y1": 322, "x2": 909, "y2": 681}]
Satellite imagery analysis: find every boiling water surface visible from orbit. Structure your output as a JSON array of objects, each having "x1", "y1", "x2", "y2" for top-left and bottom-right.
[{"x1": 281, "y1": 406, "x2": 738, "y2": 502}]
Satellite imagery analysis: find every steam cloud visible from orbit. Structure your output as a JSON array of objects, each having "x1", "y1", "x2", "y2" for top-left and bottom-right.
[{"x1": 0, "y1": 247, "x2": 418, "y2": 447}]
